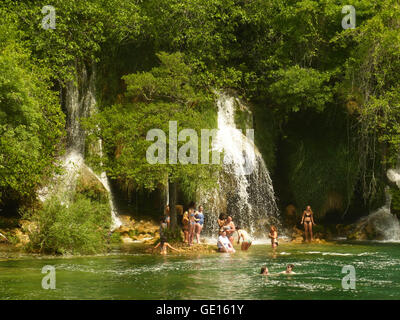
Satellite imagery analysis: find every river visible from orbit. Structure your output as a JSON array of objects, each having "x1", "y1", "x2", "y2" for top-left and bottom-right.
[{"x1": 1, "y1": 241, "x2": 399, "y2": 299}]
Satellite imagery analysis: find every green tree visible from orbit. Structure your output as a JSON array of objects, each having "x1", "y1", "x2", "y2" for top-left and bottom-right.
[
  {"x1": 0, "y1": 11, "x2": 64, "y2": 206},
  {"x1": 84, "y1": 52, "x2": 219, "y2": 231}
]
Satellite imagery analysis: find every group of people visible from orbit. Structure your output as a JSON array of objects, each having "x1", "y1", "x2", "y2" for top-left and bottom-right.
[
  {"x1": 154, "y1": 204, "x2": 205, "y2": 254},
  {"x1": 260, "y1": 264, "x2": 295, "y2": 275},
  {"x1": 182, "y1": 205, "x2": 205, "y2": 246},
  {"x1": 216, "y1": 214, "x2": 253, "y2": 253},
  {"x1": 155, "y1": 204, "x2": 316, "y2": 254}
]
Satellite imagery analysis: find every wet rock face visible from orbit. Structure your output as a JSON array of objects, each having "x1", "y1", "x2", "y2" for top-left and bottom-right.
[
  {"x1": 347, "y1": 207, "x2": 400, "y2": 241},
  {"x1": 114, "y1": 216, "x2": 159, "y2": 243}
]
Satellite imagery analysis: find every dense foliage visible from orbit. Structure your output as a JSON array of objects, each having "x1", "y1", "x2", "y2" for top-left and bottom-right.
[
  {"x1": 1, "y1": 0, "x2": 400, "y2": 233},
  {"x1": 25, "y1": 193, "x2": 111, "y2": 254},
  {"x1": 0, "y1": 10, "x2": 64, "y2": 206}
]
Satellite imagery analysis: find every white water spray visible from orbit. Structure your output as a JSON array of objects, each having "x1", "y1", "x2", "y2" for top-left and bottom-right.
[
  {"x1": 201, "y1": 93, "x2": 280, "y2": 237},
  {"x1": 38, "y1": 63, "x2": 121, "y2": 230}
]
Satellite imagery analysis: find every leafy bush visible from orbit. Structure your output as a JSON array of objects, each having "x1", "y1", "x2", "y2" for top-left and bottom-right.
[{"x1": 25, "y1": 194, "x2": 111, "y2": 255}]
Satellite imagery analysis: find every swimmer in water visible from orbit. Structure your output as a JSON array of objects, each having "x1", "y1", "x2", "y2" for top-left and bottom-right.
[
  {"x1": 236, "y1": 226, "x2": 252, "y2": 251},
  {"x1": 153, "y1": 236, "x2": 180, "y2": 255},
  {"x1": 281, "y1": 264, "x2": 295, "y2": 274},
  {"x1": 260, "y1": 266, "x2": 269, "y2": 275}
]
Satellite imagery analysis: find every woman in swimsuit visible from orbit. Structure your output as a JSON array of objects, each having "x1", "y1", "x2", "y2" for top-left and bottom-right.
[
  {"x1": 188, "y1": 207, "x2": 197, "y2": 246},
  {"x1": 236, "y1": 226, "x2": 252, "y2": 251},
  {"x1": 301, "y1": 205, "x2": 315, "y2": 242},
  {"x1": 268, "y1": 226, "x2": 278, "y2": 248},
  {"x1": 223, "y1": 216, "x2": 235, "y2": 244},
  {"x1": 182, "y1": 211, "x2": 189, "y2": 244},
  {"x1": 195, "y1": 205, "x2": 205, "y2": 244},
  {"x1": 217, "y1": 213, "x2": 226, "y2": 229}
]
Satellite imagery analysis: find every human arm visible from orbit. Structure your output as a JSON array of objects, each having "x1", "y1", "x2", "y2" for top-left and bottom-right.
[{"x1": 166, "y1": 243, "x2": 180, "y2": 252}]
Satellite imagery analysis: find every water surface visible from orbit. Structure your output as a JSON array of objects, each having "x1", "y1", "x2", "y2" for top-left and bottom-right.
[{"x1": 0, "y1": 242, "x2": 399, "y2": 299}]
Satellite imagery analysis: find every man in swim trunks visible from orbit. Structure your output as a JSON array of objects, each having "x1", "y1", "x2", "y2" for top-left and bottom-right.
[
  {"x1": 236, "y1": 225, "x2": 252, "y2": 250},
  {"x1": 223, "y1": 216, "x2": 236, "y2": 244},
  {"x1": 217, "y1": 230, "x2": 235, "y2": 253},
  {"x1": 268, "y1": 225, "x2": 278, "y2": 248}
]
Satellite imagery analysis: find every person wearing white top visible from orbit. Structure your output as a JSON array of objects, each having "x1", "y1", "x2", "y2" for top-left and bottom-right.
[{"x1": 217, "y1": 230, "x2": 235, "y2": 253}]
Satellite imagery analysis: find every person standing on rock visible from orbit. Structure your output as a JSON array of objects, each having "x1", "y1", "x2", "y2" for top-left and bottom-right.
[
  {"x1": 188, "y1": 207, "x2": 197, "y2": 246},
  {"x1": 268, "y1": 226, "x2": 278, "y2": 248},
  {"x1": 301, "y1": 205, "x2": 315, "y2": 242},
  {"x1": 182, "y1": 211, "x2": 189, "y2": 244},
  {"x1": 195, "y1": 205, "x2": 205, "y2": 244}
]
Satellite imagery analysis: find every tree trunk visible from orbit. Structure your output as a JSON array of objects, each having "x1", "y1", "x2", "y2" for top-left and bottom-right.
[{"x1": 168, "y1": 179, "x2": 177, "y2": 231}]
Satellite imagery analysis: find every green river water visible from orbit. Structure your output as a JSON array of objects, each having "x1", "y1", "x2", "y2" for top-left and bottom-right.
[{"x1": 0, "y1": 241, "x2": 399, "y2": 300}]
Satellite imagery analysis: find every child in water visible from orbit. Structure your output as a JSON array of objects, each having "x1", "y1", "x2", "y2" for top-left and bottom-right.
[
  {"x1": 153, "y1": 236, "x2": 180, "y2": 255},
  {"x1": 154, "y1": 217, "x2": 180, "y2": 255}
]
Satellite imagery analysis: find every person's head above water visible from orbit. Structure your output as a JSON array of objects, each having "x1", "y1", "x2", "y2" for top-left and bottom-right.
[
  {"x1": 286, "y1": 264, "x2": 294, "y2": 272},
  {"x1": 198, "y1": 205, "x2": 203, "y2": 212},
  {"x1": 219, "y1": 229, "x2": 227, "y2": 237},
  {"x1": 306, "y1": 205, "x2": 312, "y2": 211},
  {"x1": 236, "y1": 225, "x2": 241, "y2": 230},
  {"x1": 260, "y1": 266, "x2": 269, "y2": 275},
  {"x1": 226, "y1": 216, "x2": 232, "y2": 222},
  {"x1": 219, "y1": 213, "x2": 226, "y2": 220},
  {"x1": 270, "y1": 225, "x2": 277, "y2": 232}
]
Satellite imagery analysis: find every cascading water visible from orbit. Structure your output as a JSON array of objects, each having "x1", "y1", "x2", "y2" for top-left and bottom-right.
[
  {"x1": 351, "y1": 167, "x2": 400, "y2": 241},
  {"x1": 201, "y1": 93, "x2": 281, "y2": 237},
  {"x1": 39, "y1": 62, "x2": 121, "y2": 230}
]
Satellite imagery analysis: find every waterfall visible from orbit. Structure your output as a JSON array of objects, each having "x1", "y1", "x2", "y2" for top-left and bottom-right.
[
  {"x1": 201, "y1": 93, "x2": 281, "y2": 237},
  {"x1": 352, "y1": 170, "x2": 400, "y2": 241},
  {"x1": 39, "y1": 62, "x2": 121, "y2": 230}
]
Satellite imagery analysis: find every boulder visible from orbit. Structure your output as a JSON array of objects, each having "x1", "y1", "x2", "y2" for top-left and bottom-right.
[{"x1": 347, "y1": 207, "x2": 400, "y2": 241}]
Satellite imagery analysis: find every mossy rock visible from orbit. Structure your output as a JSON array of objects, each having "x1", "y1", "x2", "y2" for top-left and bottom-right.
[{"x1": 75, "y1": 166, "x2": 109, "y2": 203}]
